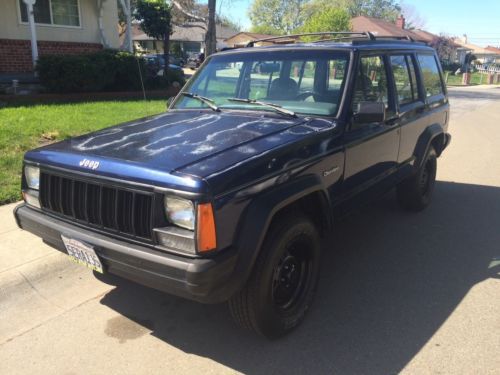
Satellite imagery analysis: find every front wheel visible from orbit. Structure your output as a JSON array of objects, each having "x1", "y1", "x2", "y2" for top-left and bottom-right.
[
  {"x1": 397, "y1": 146, "x2": 437, "y2": 211},
  {"x1": 228, "y1": 214, "x2": 321, "y2": 338}
]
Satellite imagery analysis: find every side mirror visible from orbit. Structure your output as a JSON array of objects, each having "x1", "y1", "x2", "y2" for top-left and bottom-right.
[{"x1": 354, "y1": 101, "x2": 386, "y2": 123}]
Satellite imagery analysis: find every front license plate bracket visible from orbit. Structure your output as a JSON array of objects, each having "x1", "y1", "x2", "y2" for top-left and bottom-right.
[{"x1": 61, "y1": 235, "x2": 104, "y2": 273}]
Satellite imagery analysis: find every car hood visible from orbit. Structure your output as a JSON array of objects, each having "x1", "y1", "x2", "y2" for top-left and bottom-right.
[{"x1": 25, "y1": 110, "x2": 310, "y2": 191}]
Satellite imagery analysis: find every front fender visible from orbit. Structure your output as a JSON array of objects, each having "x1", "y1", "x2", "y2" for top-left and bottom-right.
[{"x1": 224, "y1": 174, "x2": 330, "y2": 298}]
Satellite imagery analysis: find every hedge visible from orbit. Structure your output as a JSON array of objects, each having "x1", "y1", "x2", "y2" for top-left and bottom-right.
[{"x1": 36, "y1": 50, "x2": 185, "y2": 93}]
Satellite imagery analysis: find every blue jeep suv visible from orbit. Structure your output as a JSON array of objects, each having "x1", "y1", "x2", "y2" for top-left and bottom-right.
[{"x1": 14, "y1": 32, "x2": 451, "y2": 338}]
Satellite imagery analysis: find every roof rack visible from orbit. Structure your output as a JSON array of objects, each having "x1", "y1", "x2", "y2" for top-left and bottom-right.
[
  {"x1": 245, "y1": 32, "x2": 374, "y2": 47},
  {"x1": 245, "y1": 31, "x2": 422, "y2": 47}
]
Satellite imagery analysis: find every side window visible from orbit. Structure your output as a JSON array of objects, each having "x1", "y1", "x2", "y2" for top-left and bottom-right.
[
  {"x1": 352, "y1": 55, "x2": 389, "y2": 112},
  {"x1": 248, "y1": 61, "x2": 282, "y2": 100},
  {"x1": 407, "y1": 56, "x2": 419, "y2": 99},
  {"x1": 328, "y1": 60, "x2": 346, "y2": 89},
  {"x1": 290, "y1": 61, "x2": 316, "y2": 93},
  {"x1": 417, "y1": 54, "x2": 443, "y2": 97},
  {"x1": 390, "y1": 55, "x2": 419, "y2": 105}
]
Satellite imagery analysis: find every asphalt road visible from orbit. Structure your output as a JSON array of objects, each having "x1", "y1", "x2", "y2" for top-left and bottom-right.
[{"x1": 1, "y1": 86, "x2": 499, "y2": 374}]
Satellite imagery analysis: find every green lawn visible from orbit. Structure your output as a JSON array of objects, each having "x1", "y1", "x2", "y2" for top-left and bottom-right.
[
  {"x1": 0, "y1": 100, "x2": 165, "y2": 205},
  {"x1": 444, "y1": 71, "x2": 499, "y2": 86}
]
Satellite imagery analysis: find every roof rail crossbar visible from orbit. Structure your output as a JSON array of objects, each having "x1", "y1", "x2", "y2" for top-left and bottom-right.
[
  {"x1": 245, "y1": 31, "x2": 370, "y2": 47},
  {"x1": 363, "y1": 35, "x2": 417, "y2": 42},
  {"x1": 366, "y1": 31, "x2": 376, "y2": 40},
  {"x1": 310, "y1": 35, "x2": 372, "y2": 44}
]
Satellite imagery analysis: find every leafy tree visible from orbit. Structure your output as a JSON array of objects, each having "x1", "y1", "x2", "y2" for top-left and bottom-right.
[
  {"x1": 172, "y1": 0, "x2": 218, "y2": 56},
  {"x1": 429, "y1": 35, "x2": 455, "y2": 64},
  {"x1": 400, "y1": 2, "x2": 426, "y2": 30},
  {"x1": 250, "y1": 24, "x2": 282, "y2": 35},
  {"x1": 118, "y1": 0, "x2": 138, "y2": 39},
  {"x1": 347, "y1": 0, "x2": 401, "y2": 21},
  {"x1": 248, "y1": 0, "x2": 308, "y2": 34},
  {"x1": 135, "y1": 0, "x2": 172, "y2": 74},
  {"x1": 249, "y1": 0, "x2": 402, "y2": 35},
  {"x1": 304, "y1": 0, "x2": 402, "y2": 22},
  {"x1": 171, "y1": 0, "x2": 207, "y2": 24},
  {"x1": 299, "y1": 7, "x2": 351, "y2": 34},
  {"x1": 217, "y1": 14, "x2": 242, "y2": 32}
]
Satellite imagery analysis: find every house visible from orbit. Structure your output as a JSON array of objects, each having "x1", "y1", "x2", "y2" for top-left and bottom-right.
[
  {"x1": 485, "y1": 46, "x2": 500, "y2": 63},
  {"x1": 453, "y1": 36, "x2": 500, "y2": 64},
  {"x1": 133, "y1": 22, "x2": 237, "y2": 56},
  {"x1": 0, "y1": 0, "x2": 121, "y2": 77},
  {"x1": 411, "y1": 29, "x2": 471, "y2": 65},
  {"x1": 351, "y1": 15, "x2": 423, "y2": 41},
  {"x1": 223, "y1": 32, "x2": 297, "y2": 48},
  {"x1": 352, "y1": 15, "x2": 473, "y2": 65}
]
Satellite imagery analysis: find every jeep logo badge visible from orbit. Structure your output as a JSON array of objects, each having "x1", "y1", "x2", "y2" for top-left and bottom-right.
[{"x1": 79, "y1": 159, "x2": 100, "y2": 170}]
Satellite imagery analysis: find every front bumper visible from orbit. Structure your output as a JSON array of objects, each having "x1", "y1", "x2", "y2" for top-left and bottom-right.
[{"x1": 14, "y1": 204, "x2": 238, "y2": 303}]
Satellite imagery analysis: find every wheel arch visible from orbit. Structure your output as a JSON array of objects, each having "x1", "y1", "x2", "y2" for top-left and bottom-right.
[
  {"x1": 414, "y1": 123, "x2": 447, "y2": 168},
  {"x1": 227, "y1": 175, "x2": 332, "y2": 298}
]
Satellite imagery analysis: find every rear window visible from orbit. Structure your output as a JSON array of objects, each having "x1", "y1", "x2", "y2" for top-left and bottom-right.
[{"x1": 417, "y1": 54, "x2": 443, "y2": 97}]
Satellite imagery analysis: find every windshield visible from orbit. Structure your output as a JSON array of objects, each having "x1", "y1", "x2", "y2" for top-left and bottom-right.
[{"x1": 172, "y1": 49, "x2": 350, "y2": 117}]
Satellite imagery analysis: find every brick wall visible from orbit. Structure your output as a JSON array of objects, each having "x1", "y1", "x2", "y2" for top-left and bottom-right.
[{"x1": 0, "y1": 39, "x2": 103, "y2": 73}]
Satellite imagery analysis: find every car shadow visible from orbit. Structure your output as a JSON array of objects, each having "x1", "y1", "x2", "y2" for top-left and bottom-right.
[{"x1": 96, "y1": 180, "x2": 500, "y2": 374}]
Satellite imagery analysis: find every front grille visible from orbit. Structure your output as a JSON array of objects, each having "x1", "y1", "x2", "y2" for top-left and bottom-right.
[{"x1": 39, "y1": 171, "x2": 154, "y2": 240}]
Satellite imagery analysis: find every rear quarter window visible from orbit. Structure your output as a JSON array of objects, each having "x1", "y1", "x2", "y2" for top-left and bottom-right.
[{"x1": 417, "y1": 54, "x2": 444, "y2": 98}]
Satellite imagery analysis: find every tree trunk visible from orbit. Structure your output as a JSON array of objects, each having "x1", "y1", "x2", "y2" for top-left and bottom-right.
[
  {"x1": 205, "y1": 0, "x2": 216, "y2": 56},
  {"x1": 163, "y1": 31, "x2": 170, "y2": 78}
]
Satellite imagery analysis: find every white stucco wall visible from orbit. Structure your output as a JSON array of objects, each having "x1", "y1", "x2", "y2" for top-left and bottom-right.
[{"x1": 0, "y1": 0, "x2": 120, "y2": 48}]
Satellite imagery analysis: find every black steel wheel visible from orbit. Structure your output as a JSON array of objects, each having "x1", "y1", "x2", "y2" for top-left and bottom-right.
[
  {"x1": 229, "y1": 214, "x2": 321, "y2": 338},
  {"x1": 397, "y1": 146, "x2": 437, "y2": 211}
]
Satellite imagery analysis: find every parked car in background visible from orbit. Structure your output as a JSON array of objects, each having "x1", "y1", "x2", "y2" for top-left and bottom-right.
[
  {"x1": 186, "y1": 52, "x2": 205, "y2": 69},
  {"x1": 144, "y1": 54, "x2": 185, "y2": 67},
  {"x1": 144, "y1": 54, "x2": 185, "y2": 78}
]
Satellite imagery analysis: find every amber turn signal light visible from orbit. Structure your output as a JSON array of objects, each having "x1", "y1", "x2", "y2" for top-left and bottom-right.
[{"x1": 197, "y1": 203, "x2": 217, "y2": 252}]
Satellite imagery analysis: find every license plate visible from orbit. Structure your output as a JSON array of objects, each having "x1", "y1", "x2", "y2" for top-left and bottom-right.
[{"x1": 61, "y1": 235, "x2": 103, "y2": 273}]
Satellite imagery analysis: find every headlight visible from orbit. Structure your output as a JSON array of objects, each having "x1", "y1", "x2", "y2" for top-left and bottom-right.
[
  {"x1": 164, "y1": 196, "x2": 195, "y2": 230},
  {"x1": 25, "y1": 166, "x2": 40, "y2": 190}
]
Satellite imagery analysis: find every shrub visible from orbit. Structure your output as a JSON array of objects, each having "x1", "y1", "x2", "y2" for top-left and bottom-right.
[
  {"x1": 441, "y1": 61, "x2": 461, "y2": 74},
  {"x1": 36, "y1": 50, "x2": 183, "y2": 93}
]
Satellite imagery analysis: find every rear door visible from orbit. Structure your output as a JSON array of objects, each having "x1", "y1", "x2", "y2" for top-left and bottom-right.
[{"x1": 397, "y1": 52, "x2": 448, "y2": 163}]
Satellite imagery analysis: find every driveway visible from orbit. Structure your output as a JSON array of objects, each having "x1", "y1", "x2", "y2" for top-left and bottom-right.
[{"x1": 0, "y1": 86, "x2": 499, "y2": 374}]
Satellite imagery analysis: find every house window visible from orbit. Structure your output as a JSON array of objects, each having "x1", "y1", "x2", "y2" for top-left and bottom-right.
[{"x1": 20, "y1": 0, "x2": 80, "y2": 27}]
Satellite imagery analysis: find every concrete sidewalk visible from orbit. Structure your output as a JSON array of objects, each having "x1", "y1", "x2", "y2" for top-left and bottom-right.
[{"x1": 0, "y1": 202, "x2": 113, "y2": 343}]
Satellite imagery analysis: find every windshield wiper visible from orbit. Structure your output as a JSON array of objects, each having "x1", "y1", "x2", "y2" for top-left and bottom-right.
[
  {"x1": 227, "y1": 98, "x2": 297, "y2": 118},
  {"x1": 180, "y1": 92, "x2": 220, "y2": 112}
]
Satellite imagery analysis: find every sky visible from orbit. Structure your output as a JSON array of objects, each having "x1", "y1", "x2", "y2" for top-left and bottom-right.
[{"x1": 212, "y1": 0, "x2": 500, "y2": 47}]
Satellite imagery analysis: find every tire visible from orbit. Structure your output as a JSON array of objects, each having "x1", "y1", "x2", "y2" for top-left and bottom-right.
[
  {"x1": 228, "y1": 214, "x2": 321, "y2": 339},
  {"x1": 397, "y1": 146, "x2": 437, "y2": 211}
]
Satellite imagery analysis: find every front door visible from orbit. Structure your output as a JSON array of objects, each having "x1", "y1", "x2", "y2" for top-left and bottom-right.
[{"x1": 342, "y1": 54, "x2": 400, "y2": 199}]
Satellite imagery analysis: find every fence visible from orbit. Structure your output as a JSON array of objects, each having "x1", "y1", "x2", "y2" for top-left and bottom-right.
[
  {"x1": 474, "y1": 64, "x2": 500, "y2": 74},
  {"x1": 444, "y1": 70, "x2": 500, "y2": 85}
]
